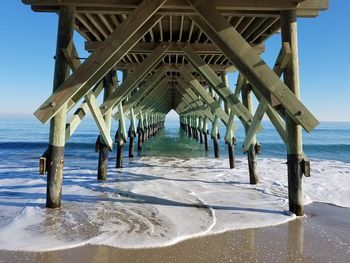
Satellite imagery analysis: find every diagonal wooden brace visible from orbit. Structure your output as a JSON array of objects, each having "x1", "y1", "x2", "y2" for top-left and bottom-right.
[
  {"x1": 84, "y1": 90, "x2": 113, "y2": 150},
  {"x1": 243, "y1": 43, "x2": 292, "y2": 152},
  {"x1": 113, "y1": 67, "x2": 169, "y2": 120},
  {"x1": 101, "y1": 43, "x2": 173, "y2": 114},
  {"x1": 181, "y1": 44, "x2": 254, "y2": 127},
  {"x1": 34, "y1": 0, "x2": 167, "y2": 124},
  {"x1": 188, "y1": 2, "x2": 319, "y2": 132}
]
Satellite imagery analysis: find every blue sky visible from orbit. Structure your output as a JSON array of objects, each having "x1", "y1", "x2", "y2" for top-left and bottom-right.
[{"x1": 0, "y1": 1, "x2": 349, "y2": 122}]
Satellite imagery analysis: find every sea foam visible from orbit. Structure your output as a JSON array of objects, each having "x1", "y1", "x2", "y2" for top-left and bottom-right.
[{"x1": 0, "y1": 157, "x2": 349, "y2": 251}]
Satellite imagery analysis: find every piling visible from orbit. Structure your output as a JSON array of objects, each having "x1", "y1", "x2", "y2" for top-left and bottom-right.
[
  {"x1": 97, "y1": 70, "x2": 115, "y2": 180},
  {"x1": 46, "y1": 6, "x2": 74, "y2": 208},
  {"x1": 242, "y1": 83, "x2": 259, "y2": 184},
  {"x1": 281, "y1": 10, "x2": 304, "y2": 216}
]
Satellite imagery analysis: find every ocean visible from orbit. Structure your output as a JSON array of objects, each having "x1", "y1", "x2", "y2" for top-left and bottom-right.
[
  {"x1": 0, "y1": 115, "x2": 349, "y2": 251},
  {"x1": 1, "y1": 115, "x2": 349, "y2": 163}
]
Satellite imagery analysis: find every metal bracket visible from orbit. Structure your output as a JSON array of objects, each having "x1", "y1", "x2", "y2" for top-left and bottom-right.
[{"x1": 301, "y1": 157, "x2": 311, "y2": 177}]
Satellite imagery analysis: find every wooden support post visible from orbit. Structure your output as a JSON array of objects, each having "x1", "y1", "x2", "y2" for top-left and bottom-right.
[
  {"x1": 225, "y1": 111, "x2": 236, "y2": 169},
  {"x1": 137, "y1": 110, "x2": 144, "y2": 151},
  {"x1": 211, "y1": 113, "x2": 220, "y2": 158},
  {"x1": 97, "y1": 70, "x2": 115, "y2": 180},
  {"x1": 202, "y1": 116, "x2": 209, "y2": 151},
  {"x1": 128, "y1": 107, "x2": 137, "y2": 158},
  {"x1": 46, "y1": 6, "x2": 74, "y2": 208},
  {"x1": 242, "y1": 83, "x2": 259, "y2": 185},
  {"x1": 222, "y1": 71, "x2": 236, "y2": 169},
  {"x1": 144, "y1": 113, "x2": 149, "y2": 142},
  {"x1": 199, "y1": 117, "x2": 203, "y2": 144},
  {"x1": 116, "y1": 102, "x2": 127, "y2": 168},
  {"x1": 188, "y1": 116, "x2": 192, "y2": 137},
  {"x1": 281, "y1": 10, "x2": 304, "y2": 216}
]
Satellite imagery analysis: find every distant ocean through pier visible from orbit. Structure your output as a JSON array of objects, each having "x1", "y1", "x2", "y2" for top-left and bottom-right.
[
  {"x1": 1, "y1": 115, "x2": 349, "y2": 163},
  {"x1": 0, "y1": 115, "x2": 349, "y2": 251}
]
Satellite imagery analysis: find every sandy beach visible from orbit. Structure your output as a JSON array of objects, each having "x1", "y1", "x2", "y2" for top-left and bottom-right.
[{"x1": 0, "y1": 202, "x2": 348, "y2": 263}]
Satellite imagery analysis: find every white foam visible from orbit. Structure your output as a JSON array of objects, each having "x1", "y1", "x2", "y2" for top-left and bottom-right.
[{"x1": 0, "y1": 157, "x2": 349, "y2": 251}]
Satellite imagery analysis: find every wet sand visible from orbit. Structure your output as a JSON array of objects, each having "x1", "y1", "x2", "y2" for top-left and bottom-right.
[{"x1": 1, "y1": 202, "x2": 349, "y2": 263}]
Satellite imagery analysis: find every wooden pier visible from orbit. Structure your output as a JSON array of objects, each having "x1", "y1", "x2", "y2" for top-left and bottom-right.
[{"x1": 23, "y1": 0, "x2": 327, "y2": 215}]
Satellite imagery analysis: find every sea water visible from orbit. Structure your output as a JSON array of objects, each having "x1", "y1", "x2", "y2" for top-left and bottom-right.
[{"x1": 0, "y1": 115, "x2": 349, "y2": 251}]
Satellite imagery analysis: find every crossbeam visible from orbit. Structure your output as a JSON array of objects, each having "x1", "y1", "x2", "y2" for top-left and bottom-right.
[
  {"x1": 85, "y1": 90, "x2": 113, "y2": 150},
  {"x1": 188, "y1": 3, "x2": 319, "y2": 132},
  {"x1": 115, "y1": 76, "x2": 169, "y2": 120},
  {"x1": 101, "y1": 43, "x2": 172, "y2": 115},
  {"x1": 178, "y1": 71, "x2": 228, "y2": 125},
  {"x1": 85, "y1": 41, "x2": 265, "y2": 55},
  {"x1": 243, "y1": 42, "x2": 291, "y2": 152},
  {"x1": 181, "y1": 45, "x2": 258, "y2": 128},
  {"x1": 24, "y1": 0, "x2": 328, "y2": 18},
  {"x1": 34, "y1": 0, "x2": 166, "y2": 124}
]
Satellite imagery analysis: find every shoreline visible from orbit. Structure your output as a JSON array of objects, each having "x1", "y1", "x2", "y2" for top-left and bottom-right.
[{"x1": 1, "y1": 202, "x2": 349, "y2": 263}]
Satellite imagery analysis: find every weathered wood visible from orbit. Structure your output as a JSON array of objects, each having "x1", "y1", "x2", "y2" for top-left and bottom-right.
[
  {"x1": 189, "y1": 6, "x2": 319, "y2": 132},
  {"x1": 65, "y1": 81, "x2": 104, "y2": 141},
  {"x1": 97, "y1": 70, "x2": 115, "y2": 180},
  {"x1": 116, "y1": 102, "x2": 127, "y2": 168},
  {"x1": 101, "y1": 43, "x2": 173, "y2": 114},
  {"x1": 234, "y1": 73, "x2": 245, "y2": 97},
  {"x1": 211, "y1": 112, "x2": 221, "y2": 158},
  {"x1": 86, "y1": 41, "x2": 264, "y2": 56},
  {"x1": 113, "y1": 69, "x2": 169, "y2": 120},
  {"x1": 281, "y1": 10, "x2": 304, "y2": 216},
  {"x1": 85, "y1": 90, "x2": 113, "y2": 150},
  {"x1": 225, "y1": 111, "x2": 236, "y2": 169},
  {"x1": 62, "y1": 39, "x2": 80, "y2": 73},
  {"x1": 24, "y1": 0, "x2": 329, "y2": 18},
  {"x1": 228, "y1": 142, "x2": 235, "y2": 169},
  {"x1": 243, "y1": 43, "x2": 291, "y2": 152},
  {"x1": 243, "y1": 100, "x2": 268, "y2": 153},
  {"x1": 181, "y1": 45, "x2": 257, "y2": 128},
  {"x1": 213, "y1": 137, "x2": 219, "y2": 158},
  {"x1": 221, "y1": 71, "x2": 236, "y2": 169},
  {"x1": 46, "y1": 6, "x2": 74, "y2": 209},
  {"x1": 34, "y1": 0, "x2": 166, "y2": 124},
  {"x1": 178, "y1": 67, "x2": 229, "y2": 125},
  {"x1": 241, "y1": 83, "x2": 259, "y2": 185},
  {"x1": 128, "y1": 107, "x2": 137, "y2": 158}
]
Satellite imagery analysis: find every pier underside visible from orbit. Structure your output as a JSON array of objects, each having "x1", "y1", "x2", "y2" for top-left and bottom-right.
[{"x1": 22, "y1": 0, "x2": 328, "y2": 215}]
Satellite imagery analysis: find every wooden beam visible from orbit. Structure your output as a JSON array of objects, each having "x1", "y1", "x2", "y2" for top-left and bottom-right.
[
  {"x1": 84, "y1": 90, "x2": 113, "y2": 150},
  {"x1": 101, "y1": 43, "x2": 173, "y2": 114},
  {"x1": 113, "y1": 62, "x2": 237, "y2": 72},
  {"x1": 242, "y1": 101, "x2": 268, "y2": 153},
  {"x1": 181, "y1": 44, "x2": 257, "y2": 128},
  {"x1": 97, "y1": 69, "x2": 115, "y2": 180},
  {"x1": 85, "y1": 41, "x2": 265, "y2": 54},
  {"x1": 34, "y1": 0, "x2": 167, "y2": 124},
  {"x1": 188, "y1": 4, "x2": 318, "y2": 132},
  {"x1": 281, "y1": 10, "x2": 304, "y2": 216},
  {"x1": 178, "y1": 68, "x2": 229, "y2": 125},
  {"x1": 241, "y1": 81, "x2": 259, "y2": 184},
  {"x1": 243, "y1": 42, "x2": 291, "y2": 151},
  {"x1": 62, "y1": 39, "x2": 81, "y2": 73},
  {"x1": 46, "y1": 6, "x2": 75, "y2": 208},
  {"x1": 135, "y1": 82, "x2": 170, "y2": 112},
  {"x1": 114, "y1": 75, "x2": 169, "y2": 120},
  {"x1": 175, "y1": 80, "x2": 215, "y2": 121},
  {"x1": 24, "y1": 0, "x2": 328, "y2": 17},
  {"x1": 65, "y1": 81, "x2": 104, "y2": 140}
]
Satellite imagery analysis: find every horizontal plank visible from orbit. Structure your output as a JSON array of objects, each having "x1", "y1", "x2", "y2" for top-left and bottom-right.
[
  {"x1": 86, "y1": 41, "x2": 265, "y2": 54},
  {"x1": 23, "y1": 0, "x2": 328, "y2": 12}
]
